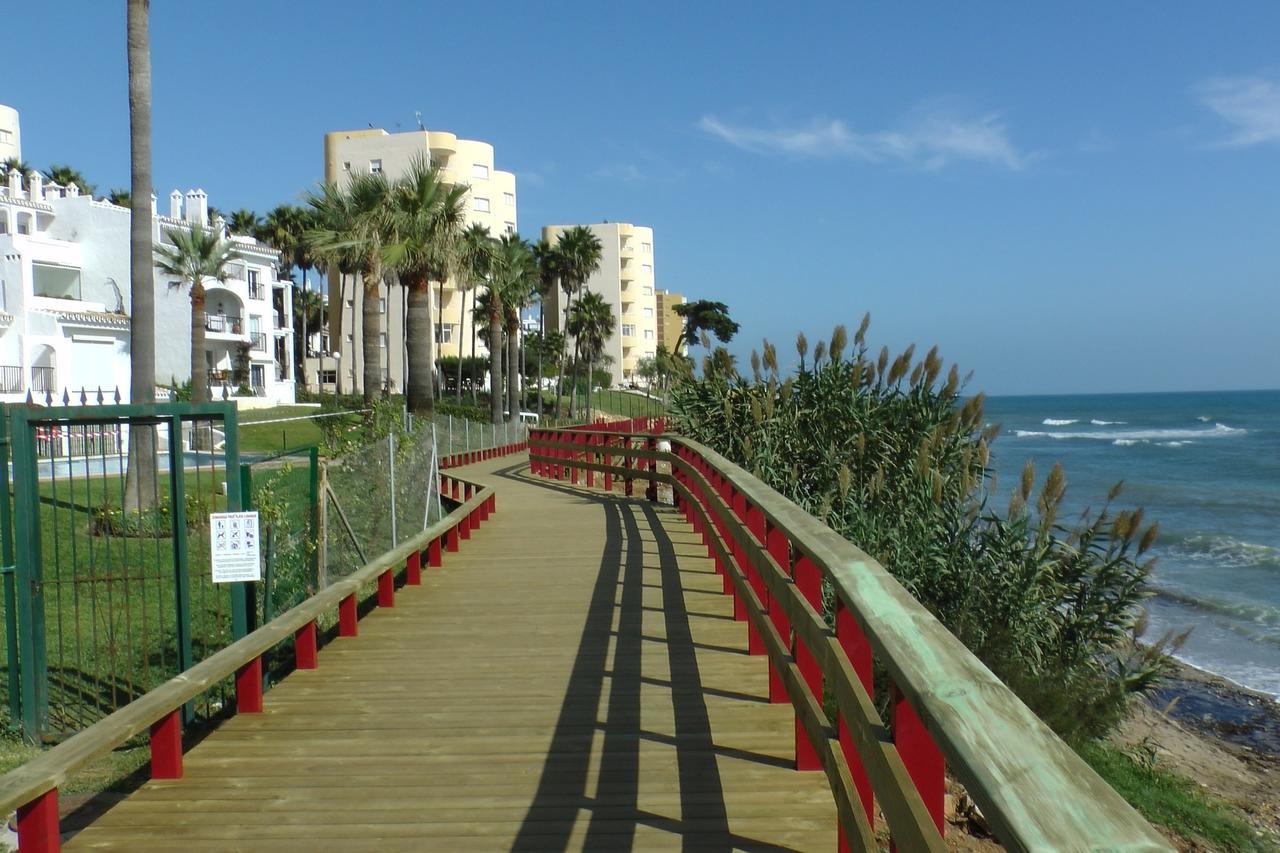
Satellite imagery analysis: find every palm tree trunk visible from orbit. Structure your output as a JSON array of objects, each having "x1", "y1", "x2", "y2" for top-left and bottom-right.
[
  {"x1": 360, "y1": 265, "x2": 381, "y2": 405},
  {"x1": 455, "y1": 288, "x2": 466, "y2": 403},
  {"x1": 554, "y1": 292, "x2": 574, "y2": 420},
  {"x1": 506, "y1": 316, "x2": 520, "y2": 426},
  {"x1": 124, "y1": 0, "x2": 157, "y2": 513},
  {"x1": 334, "y1": 272, "x2": 346, "y2": 396},
  {"x1": 488, "y1": 306, "x2": 503, "y2": 424},
  {"x1": 406, "y1": 272, "x2": 434, "y2": 414},
  {"x1": 536, "y1": 304, "x2": 544, "y2": 418},
  {"x1": 190, "y1": 282, "x2": 209, "y2": 403},
  {"x1": 469, "y1": 288, "x2": 478, "y2": 405}
]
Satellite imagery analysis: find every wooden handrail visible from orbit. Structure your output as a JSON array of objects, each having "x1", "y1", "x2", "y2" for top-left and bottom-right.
[
  {"x1": 527, "y1": 427, "x2": 1171, "y2": 852},
  {"x1": 0, "y1": 464, "x2": 504, "y2": 842}
]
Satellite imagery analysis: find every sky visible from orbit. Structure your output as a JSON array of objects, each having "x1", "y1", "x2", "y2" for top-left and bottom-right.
[{"x1": 6, "y1": 2, "x2": 1278, "y2": 395}]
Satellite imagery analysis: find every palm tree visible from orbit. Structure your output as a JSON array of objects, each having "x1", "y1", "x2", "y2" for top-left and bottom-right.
[
  {"x1": 306, "y1": 172, "x2": 393, "y2": 405},
  {"x1": 552, "y1": 226, "x2": 602, "y2": 419},
  {"x1": 304, "y1": 191, "x2": 361, "y2": 396},
  {"x1": 567, "y1": 291, "x2": 615, "y2": 420},
  {"x1": 227, "y1": 208, "x2": 260, "y2": 235},
  {"x1": 673, "y1": 299, "x2": 740, "y2": 353},
  {"x1": 382, "y1": 156, "x2": 467, "y2": 413},
  {"x1": 491, "y1": 235, "x2": 537, "y2": 425},
  {"x1": 292, "y1": 288, "x2": 324, "y2": 385},
  {"x1": 123, "y1": 0, "x2": 157, "y2": 513},
  {"x1": 107, "y1": 188, "x2": 131, "y2": 207},
  {"x1": 44, "y1": 164, "x2": 96, "y2": 197},
  {"x1": 530, "y1": 238, "x2": 561, "y2": 418},
  {"x1": 2, "y1": 158, "x2": 33, "y2": 189},
  {"x1": 455, "y1": 223, "x2": 493, "y2": 403},
  {"x1": 258, "y1": 205, "x2": 320, "y2": 387},
  {"x1": 155, "y1": 222, "x2": 240, "y2": 403}
]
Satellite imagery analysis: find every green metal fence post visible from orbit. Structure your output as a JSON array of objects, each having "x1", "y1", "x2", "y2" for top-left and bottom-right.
[
  {"x1": 308, "y1": 446, "x2": 320, "y2": 591},
  {"x1": 168, "y1": 415, "x2": 194, "y2": 681},
  {"x1": 0, "y1": 408, "x2": 21, "y2": 728},
  {"x1": 222, "y1": 405, "x2": 253, "y2": 641},
  {"x1": 8, "y1": 409, "x2": 47, "y2": 740}
]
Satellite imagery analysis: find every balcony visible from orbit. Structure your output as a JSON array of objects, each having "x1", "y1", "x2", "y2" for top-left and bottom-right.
[
  {"x1": 248, "y1": 278, "x2": 265, "y2": 300},
  {"x1": 31, "y1": 365, "x2": 55, "y2": 394},
  {"x1": 250, "y1": 332, "x2": 268, "y2": 351},
  {"x1": 0, "y1": 365, "x2": 22, "y2": 393},
  {"x1": 205, "y1": 314, "x2": 243, "y2": 335},
  {"x1": 273, "y1": 313, "x2": 289, "y2": 330}
]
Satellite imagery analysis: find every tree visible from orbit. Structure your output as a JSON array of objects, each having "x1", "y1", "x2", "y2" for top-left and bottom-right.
[
  {"x1": 567, "y1": 291, "x2": 615, "y2": 420},
  {"x1": 1, "y1": 158, "x2": 33, "y2": 189},
  {"x1": 455, "y1": 223, "x2": 494, "y2": 404},
  {"x1": 292, "y1": 287, "x2": 323, "y2": 385},
  {"x1": 154, "y1": 222, "x2": 240, "y2": 403},
  {"x1": 382, "y1": 156, "x2": 467, "y2": 413},
  {"x1": 123, "y1": 0, "x2": 157, "y2": 513},
  {"x1": 258, "y1": 205, "x2": 319, "y2": 387},
  {"x1": 491, "y1": 234, "x2": 537, "y2": 425},
  {"x1": 530, "y1": 238, "x2": 561, "y2": 418},
  {"x1": 227, "y1": 208, "x2": 260, "y2": 235},
  {"x1": 304, "y1": 190, "x2": 362, "y2": 396},
  {"x1": 552, "y1": 226, "x2": 602, "y2": 419},
  {"x1": 306, "y1": 172, "x2": 393, "y2": 405},
  {"x1": 673, "y1": 299, "x2": 739, "y2": 353},
  {"x1": 107, "y1": 188, "x2": 131, "y2": 207},
  {"x1": 44, "y1": 164, "x2": 96, "y2": 197}
]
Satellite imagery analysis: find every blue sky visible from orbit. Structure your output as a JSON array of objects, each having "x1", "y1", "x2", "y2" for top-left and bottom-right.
[{"x1": 7, "y1": 2, "x2": 1278, "y2": 395}]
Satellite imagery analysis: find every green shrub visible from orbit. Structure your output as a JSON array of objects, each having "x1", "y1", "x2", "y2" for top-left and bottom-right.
[
  {"x1": 91, "y1": 491, "x2": 211, "y2": 538},
  {"x1": 670, "y1": 317, "x2": 1174, "y2": 743}
]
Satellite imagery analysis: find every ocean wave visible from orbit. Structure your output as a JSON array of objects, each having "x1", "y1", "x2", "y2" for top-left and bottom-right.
[
  {"x1": 1161, "y1": 534, "x2": 1280, "y2": 572},
  {"x1": 1159, "y1": 441, "x2": 1192, "y2": 447},
  {"x1": 1197, "y1": 415, "x2": 1211, "y2": 422},
  {"x1": 1090, "y1": 419, "x2": 1125, "y2": 425},
  {"x1": 1113, "y1": 439, "x2": 1143, "y2": 446},
  {"x1": 1013, "y1": 423, "x2": 1245, "y2": 441},
  {"x1": 1151, "y1": 588, "x2": 1280, "y2": 648},
  {"x1": 1042, "y1": 418, "x2": 1078, "y2": 425}
]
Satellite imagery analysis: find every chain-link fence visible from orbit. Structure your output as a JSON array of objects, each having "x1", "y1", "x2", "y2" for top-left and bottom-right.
[{"x1": 432, "y1": 415, "x2": 525, "y2": 459}]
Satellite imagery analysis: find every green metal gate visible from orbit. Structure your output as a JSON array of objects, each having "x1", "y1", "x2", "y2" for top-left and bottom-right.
[{"x1": 1, "y1": 400, "x2": 250, "y2": 741}]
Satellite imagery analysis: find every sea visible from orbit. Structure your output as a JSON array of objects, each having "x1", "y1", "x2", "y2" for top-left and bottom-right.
[{"x1": 983, "y1": 390, "x2": 1280, "y2": 700}]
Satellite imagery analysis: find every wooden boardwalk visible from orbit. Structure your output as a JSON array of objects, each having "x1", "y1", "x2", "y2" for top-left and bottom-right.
[{"x1": 67, "y1": 455, "x2": 837, "y2": 851}]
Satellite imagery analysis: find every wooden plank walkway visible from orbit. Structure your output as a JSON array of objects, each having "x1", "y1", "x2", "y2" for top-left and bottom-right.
[{"x1": 67, "y1": 455, "x2": 837, "y2": 851}]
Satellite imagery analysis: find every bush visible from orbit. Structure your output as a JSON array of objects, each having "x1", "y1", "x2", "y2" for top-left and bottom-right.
[
  {"x1": 91, "y1": 491, "x2": 211, "y2": 538},
  {"x1": 670, "y1": 318, "x2": 1174, "y2": 743}
]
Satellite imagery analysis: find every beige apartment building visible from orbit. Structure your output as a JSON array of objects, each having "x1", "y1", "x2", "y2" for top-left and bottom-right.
[
  {"x1": 655, "y1": 289, "x2": 687, "y2": 355},
  {"x1": 314, "y1": 126, "x2": 517, "y2": 394},
  {"x1": 542, "y1": 222, "x2": 656, "y2": 387}
]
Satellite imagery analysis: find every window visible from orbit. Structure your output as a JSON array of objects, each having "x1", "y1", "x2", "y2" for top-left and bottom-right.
[
  {"x1": 247, "y1": 269, "x2": 262, "y2": 299},
  {"x1": 380, "y1": 333, "x2": 388, "y2": 348},
  {"x1": 0, "y1": 130, "x2": 10, "y2": 143},
  {"x1": 33, "y1": 263, "x2": 82, "y2": 300},
  {"x1": 342, "y1": 161, "x2": 351, "y2": 172},
  {"x1": 642, "y1": 286, "x2": 653, "y2": 296},
  {"x1": 643, "y1": 307, "x2": 654, "y2": 318},
  {"x1": 346, "y1": 298, "x2": 354, "y2": 308},
  {"x1": 504, "y1": 221, "x2": 516, "y2": 235},
  {"x1": 644, "y1": 329, "x2": 655, "y2": 340},
  {"x1": 379, "y1": 297, "x2": 386, "y2": 314},
  {"x1": 473, "y1": 197, "x2": 490, "y2": 213},
  {"x1": 642, "y1": 242, "x2": 652, "y2": 253},
  {"x1": 346, "y1": 333, "x2": 353, "y2": 342},
  {"x1": 369, "y1": 159, "x2": 383, "y2": 174},
  {"x1": 621, "y1": 324, "x2": 636, "y2": 337},
  {"x1": 503, "y1": 192, "x2": 515, "y2": 206},
  {"x1": 642, "y1": 264, "x2": 653, "y2": 274},
  {"x1": 435, "y1": 324, "x2": 454, "y2": 344},
  {"x1": 472, "y1": 164, "x2": 489, "y2": 180}
]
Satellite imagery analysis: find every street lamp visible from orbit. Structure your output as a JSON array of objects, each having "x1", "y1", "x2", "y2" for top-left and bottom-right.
[{"x1": 332, "y1": 351, "x2": 341, "y2": 398}]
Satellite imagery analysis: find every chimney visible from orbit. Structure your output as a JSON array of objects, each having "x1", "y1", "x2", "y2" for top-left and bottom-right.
[
  {"x1": 66, "y1": 182, "x2": 80, "y2": 198},
  {"x1": 169, "y1": 189, "x2": 183, "y2": 219},
  {"x1": 27, "y1": 170, "x2": 42, "y2": 202},
  {"x1": 184, "y1": 189, "x2": 208, "y2": 226},
  {"x1": 5, "y1": 168, "x2": 18, "y2": 196},
  {"x1": 213, "y1": 214, "x2": 226, "y2": 239},
  {"x1": 150, "y1": 192, "x2": 158, "y2": 216}
]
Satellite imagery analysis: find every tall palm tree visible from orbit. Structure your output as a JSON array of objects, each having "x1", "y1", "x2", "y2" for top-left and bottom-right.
[
  {"x1": 227, "y1": 208, "x2": 260, "y2": 235},
  {"x1": 552, "y1": 226, "x2": 602, "y2": 419},
  {"x1": 491, "y1": 234, "x2": 537, "y2": 425},
  {"x1": 455, "y1": 223, "x2": 493, "y2": 403},
  {"x1": 382, "y1": 156, "x2": 467, "y2": 413},
  {"x1": 530, "y1": 238, "x2": 561, "y2": 418},
  {"x1": 567, "y1": 291, "x2": 615, "y2": 420},
  {"x1": 155, "y1": 223, "x2": 240, "y2": 403},
  {"x1": 306, "y1": 172, "x2": 393, "y2": 405},
  {"x1": 304, "y1": 192, "x2": 361, "y2": 396},
  {"x1": 292, "y1": 288, "x2": 324, "y2": 385},
  {"x1": 124, "y1": 0, "x2": 157, "y2": 512},
  {"x1": 44, "y1": 164, "x2": 96, "y2": 197}
]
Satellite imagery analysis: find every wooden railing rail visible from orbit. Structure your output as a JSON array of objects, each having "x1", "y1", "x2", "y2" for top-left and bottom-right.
[
  {"x1": 527, "y1": 426, "x2": 1171, "y2": 853},
  {"x1": 0, "y1": 459, "x2": 509, "y2": 852}
]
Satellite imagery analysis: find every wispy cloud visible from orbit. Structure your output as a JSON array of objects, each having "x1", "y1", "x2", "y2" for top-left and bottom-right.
[
  {"x1": 592, "y1": 163, "x2": 647, "y2": 182},
  {"x1": 1196, "y1": 75, "x2": 1280, "y2": 147},
  {"x1": 697, "y1": 111, "x2": 1028, "y2": 171}
]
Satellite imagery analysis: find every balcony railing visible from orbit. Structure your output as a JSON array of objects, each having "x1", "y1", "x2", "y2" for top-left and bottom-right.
[
  {"x1": 250, "y1": 332, "x2": 267, "y2": 351},
  {"x1": 273, "y1": 313, "x2": 288, "y2": 330},
  {"x1": 205, "y1": 315, "x2": 243, "y2": 335},
  {"x1": 248, "y1": 280, "x2": 265, "y2": 300},
  {"x1": 0, "y1": 365, "x2": 22, "y2": 393},
  {"x1": 30, "y1": 366, "x2": 54, "y2": 394}
]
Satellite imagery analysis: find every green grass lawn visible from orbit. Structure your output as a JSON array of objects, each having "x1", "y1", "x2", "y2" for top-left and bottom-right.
[{"x1": 237, "y1": 405, "x2": 339, "y2": 454}]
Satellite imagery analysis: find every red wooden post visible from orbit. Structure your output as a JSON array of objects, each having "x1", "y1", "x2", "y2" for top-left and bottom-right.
[
  {"x1": 150, "y1": 709, "x2": 182, "y2": 779},
  {"x1": 440, "y1": 474, "x2": 449, "y2": 497},
  {"x1": 837, "y1": 601, "x2": 875, "y2": 829},
  {"x1": 378, "y1": 569, "x2": 395, "y2": 607},
  {"x1": 646, "y1": 437, "x2": 658, "y2": 502},
  {"x1": 570, "y1": 433, "x2": 580, "y2": 485},
  {"x1": 405, "y1": 550, "x2": 422, "y2": 585},
  {"x1": 586, "y1": 433, "x2": 596, "y2": 487},
  {"x1": 295, "y1": 620, "x2": 318, "y2": 670},
  {"x1": 487, "y1": 493, "x2": 496, "y2": 514},
  {"x1": 339, "y1": 593, "x2": 358, "y2": 636},
  {"x1": 451, "y1": 478, "x2": 461, "y2": 500},
  {"x1": 894, "y1": 688, "x2": 946, "y2": 838},
  {"x1": 623, "y1": 439, "x2": 634, "y2": 496},
  {"x1": 428, "y1": 536, "x2": 443, "y2": 566},
  {"x1": 766, "y1": 522, "x2": 792, "y2": 704},
  {"x1": 794, "y1": 553, "x2": 823, "y2": 771},
  {"x1": 603, "y1": 435, "x2": 613, "y2": 491},
  {"x1": 460, "y1": 509, "x2": 472, "y2": 540},
  {"x1": 17, "y1": 788, "x2": 60, "y2": 853},
  {"x1": 743, "y1": 502, "x2": 768, "y2": 659},
  {"x1": 236, "y1": 656, "x2": 263, "y2": 714},
  {"x1": 446, "y1": 523, "x2": 460, "y2": 552}
]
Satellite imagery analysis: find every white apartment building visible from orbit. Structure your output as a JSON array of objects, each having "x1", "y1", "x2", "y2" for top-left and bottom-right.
[
  {"x1": 316, "y1": 126, "x2": 518, "y2": 394},
  {"x1": 0, "y1": 104, "x2": 295, "y2": 405},
  {"x1": 542, "y1": 222, "x2": 657, "y2": 387}
]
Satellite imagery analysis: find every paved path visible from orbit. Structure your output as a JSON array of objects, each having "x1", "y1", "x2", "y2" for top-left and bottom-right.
[{"x1": 68, "y1": 455, "x2": 837, "y2": 851}]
